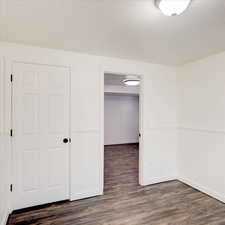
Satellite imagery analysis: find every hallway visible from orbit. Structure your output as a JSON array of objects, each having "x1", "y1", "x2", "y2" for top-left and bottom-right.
[{"x1": 104, "y1": 144, "x2": 139, "y2": 195}]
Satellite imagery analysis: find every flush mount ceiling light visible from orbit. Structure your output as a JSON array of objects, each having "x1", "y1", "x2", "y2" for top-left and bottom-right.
[
  {"x1": 123, "y1": 75, "x2": 140, "y2": 86},
  {"x1": 155, "y1": 0, "x2": 192, "y2": 16}
]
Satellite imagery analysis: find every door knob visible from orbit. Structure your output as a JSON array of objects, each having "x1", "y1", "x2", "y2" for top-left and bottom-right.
[{"x1": 63, "y1": 138, "x2": 69, "y2": 144}]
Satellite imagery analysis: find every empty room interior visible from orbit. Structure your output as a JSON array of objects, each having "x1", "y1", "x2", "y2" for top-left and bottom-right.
[{"x1": 1, "y1": 0, "x2": 225, "y2": 224}]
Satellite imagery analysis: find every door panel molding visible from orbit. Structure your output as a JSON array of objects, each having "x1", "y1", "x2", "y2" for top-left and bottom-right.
[{"x1": 12, "y1": 62, "x2": 70, "y2": 210}]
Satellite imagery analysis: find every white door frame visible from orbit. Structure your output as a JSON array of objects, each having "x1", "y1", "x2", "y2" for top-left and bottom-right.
[{"x1": 101, "y1": 71, "x2": 144, "y2": 187}]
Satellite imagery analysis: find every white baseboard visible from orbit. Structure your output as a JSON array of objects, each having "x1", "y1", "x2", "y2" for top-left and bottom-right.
[
  {"x1": 70, "y1": 189, "x2": 103, "y2": 202},
  {"x1": 140, "y1": 176, "x2": 178, "y2": 186},
  {"x1": 179, "y1": 177, "x2": 225, "y2": 204}
]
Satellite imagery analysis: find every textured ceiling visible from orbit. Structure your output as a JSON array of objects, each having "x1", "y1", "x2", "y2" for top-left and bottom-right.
[{"x1": 0, "y1": 0, "x2": 225, "y2": 65}]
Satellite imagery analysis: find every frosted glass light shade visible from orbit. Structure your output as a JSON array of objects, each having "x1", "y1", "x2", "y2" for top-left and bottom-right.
[
  {"x1": 155, "y1": 0, "x2": 192, "y2": 16},
  {"x1": 123, "y1": 76, "x2": 140, "y2": 86}
]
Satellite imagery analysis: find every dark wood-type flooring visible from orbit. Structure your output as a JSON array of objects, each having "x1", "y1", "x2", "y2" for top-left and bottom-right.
[{"x1": 8, "y1": 144, "x2": 225, "y2": 225}]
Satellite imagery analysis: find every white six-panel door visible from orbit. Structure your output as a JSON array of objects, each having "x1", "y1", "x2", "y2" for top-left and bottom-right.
[{"x1": 12, "y1": 62, "x2": 70, "y2": 210}]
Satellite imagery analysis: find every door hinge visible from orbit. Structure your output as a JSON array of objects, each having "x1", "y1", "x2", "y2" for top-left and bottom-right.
[
  {"x1": 10, "y1": 129, "x2": 13, "y2": 137},
  {"x1": 10, "y1": 74, "x2": 13, "y2": 82},
  {"x1": 10, "y1": 184, "x2": 13, "y2": 192}
]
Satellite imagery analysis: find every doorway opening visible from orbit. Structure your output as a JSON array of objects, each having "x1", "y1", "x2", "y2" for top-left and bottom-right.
[{"x1": 103, "y1": 73, "x2": 141, "y2": 194}]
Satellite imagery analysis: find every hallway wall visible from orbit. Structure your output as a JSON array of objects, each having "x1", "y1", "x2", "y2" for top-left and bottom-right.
[{"x1": 104, "y1": 94, "x2": 139, "y2": 145}]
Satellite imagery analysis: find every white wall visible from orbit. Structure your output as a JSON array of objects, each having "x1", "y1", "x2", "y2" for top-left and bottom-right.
[
  {"x1": 70, "y1": 56, "x2": 103, "y2": 200},
  {"x1": 0, "y1": 41, "x2": 178, "y2": 224},
  {"x1": 104, "y1": 94, "x2": 139, "y2": 145},
  {"x1": 0, "y1": 57, "x2": 4, "y2": 225},
  {"x1": 140, "y1": 66, "x2": 178, "y2": 185},
  {"x1": 178, "y1": 51, "x2": 225, "y2": 202},
  {"x1": 0, "y1": 58, "x2": 11, "y2": 225}
]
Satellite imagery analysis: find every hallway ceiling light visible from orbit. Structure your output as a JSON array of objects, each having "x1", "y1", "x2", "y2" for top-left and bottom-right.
[
  {"x1": 155, "y1": 0, "x2": 192, "y2": 16},
  {"x1": 123, "y1": 76, "x2": 140, "y2": 86}
]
